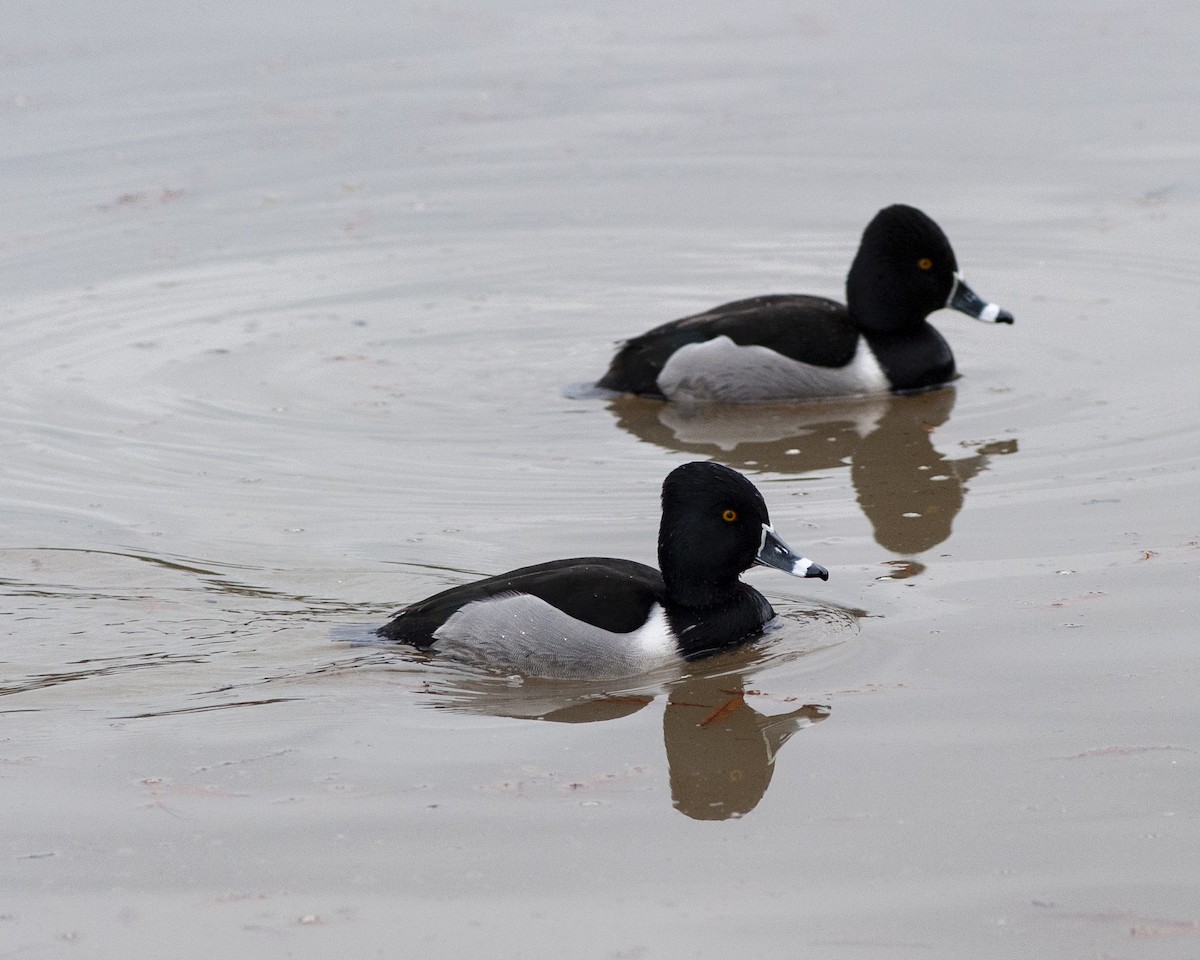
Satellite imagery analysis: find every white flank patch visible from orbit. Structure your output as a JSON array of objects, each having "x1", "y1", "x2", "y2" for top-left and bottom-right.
[
  {"x1": 431, "y1": 593, "x2": 682, "y2": 680},
  {"x1": 631, "y1": 604, "x2": 674, "y2": 659},
  {"x1": 657, "y1": 335, "x2": 889, "y2": 403}
]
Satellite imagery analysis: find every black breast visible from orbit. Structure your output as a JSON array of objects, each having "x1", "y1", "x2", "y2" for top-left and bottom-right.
[
  {"x1": 863, "y1": 324, "x2": 956, "y2": 392},
  {"x1": 665, "y1": 583, "x2": 775, "y2": 660}
]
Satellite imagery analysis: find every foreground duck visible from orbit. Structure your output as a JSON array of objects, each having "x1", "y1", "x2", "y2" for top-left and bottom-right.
[
  {"x1": 597, "y1": 204, "x2": 1013, "y2": 403},
  {"x1": 377, "y1": 461, "x2": 828, "y2": 679}
]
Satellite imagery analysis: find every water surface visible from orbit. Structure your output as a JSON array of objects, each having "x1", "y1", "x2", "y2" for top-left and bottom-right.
[{"x1": 3, "y1": 1, "x2": 1199, "y2": 957}]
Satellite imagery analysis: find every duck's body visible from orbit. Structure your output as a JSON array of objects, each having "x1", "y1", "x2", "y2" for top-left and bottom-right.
[
  {"x1": 597, "y1": 205, "x2": 1012, "y2": 403},
  {"x1": 380, "y1": 556, "x2": 770, "y2": 678},
  {"x1": 377, "y1": 462, "x2": 828, "y2": 679}
]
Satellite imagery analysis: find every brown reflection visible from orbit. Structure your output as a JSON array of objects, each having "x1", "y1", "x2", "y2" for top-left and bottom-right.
[
  {"x1": 608, "y1": 388, "x2": 1017, "y2": 555},
  {"x1": 663, "y1": 672, "x2": 828, "y2": 821},
  {"x1": 419, "y1": 672, "x2": 660, "y2": 722},
  {"x1": 421, "y1": 662, "x2": 828, "y2": 821}
]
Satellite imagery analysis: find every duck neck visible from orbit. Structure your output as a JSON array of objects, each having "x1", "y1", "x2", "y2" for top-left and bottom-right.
[
  {"x1": 661, "y1": 571, "x2": 741, "y2": 610},
  {"x1": 658, "y1": 539, "x2": 743, "y2": 609},
  {"x1": 845, "y1": 262, "x2": 927, "y2": 335}
]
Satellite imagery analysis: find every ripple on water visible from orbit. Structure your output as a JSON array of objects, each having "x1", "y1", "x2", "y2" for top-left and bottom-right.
[
  {"x1": 3, "y1": 245, "x2": 645, "y2": 573},
  {"x1": 0, "y1": 545, "x2": 367, "y2": 718}
]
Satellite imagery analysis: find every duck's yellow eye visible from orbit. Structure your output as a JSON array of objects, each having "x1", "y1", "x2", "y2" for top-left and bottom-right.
[
  {"x1": 722, "y1": 509, "x2": 738, "y2": 522},
  {"x1": 917, "y1": 257, "x2": 933, "y2": 270}
]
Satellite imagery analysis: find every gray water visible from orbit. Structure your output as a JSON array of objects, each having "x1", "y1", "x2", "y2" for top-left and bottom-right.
[{"x1": 3, "y1": 1, "x2": 1199, "y2": 957}]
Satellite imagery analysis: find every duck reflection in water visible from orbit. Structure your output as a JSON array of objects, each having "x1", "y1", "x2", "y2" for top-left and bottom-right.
[
  {"x1": 417, "y1": 642, "x2": 834, "y2": 821},
  {"x1": 662, "y1": 670, "x2": 827, "y2": 820},
  {"x1": 607, "y1": 387, "x2": 1016, "y2": 556}
]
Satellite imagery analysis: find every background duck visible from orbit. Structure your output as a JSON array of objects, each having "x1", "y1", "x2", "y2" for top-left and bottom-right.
[{"x1": 597, "y1": 204, "x2": 1013, "y2": 403}]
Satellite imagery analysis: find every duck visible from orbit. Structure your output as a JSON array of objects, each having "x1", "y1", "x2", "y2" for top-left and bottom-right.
[
  {"x1": 376, "y1": 461, "x2": 829, "y2": 679},
  {"x1": 596, "y1": 204, "x2": 1013, "y2": 403}
]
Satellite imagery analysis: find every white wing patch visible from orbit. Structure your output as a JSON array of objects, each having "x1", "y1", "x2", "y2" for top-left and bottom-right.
[
  {"x1": 432, "y1": 593, "x2": 682, "y2": 680},
  {"x1": 656, "y1": 335, "x2": 890, "y2": 403}
]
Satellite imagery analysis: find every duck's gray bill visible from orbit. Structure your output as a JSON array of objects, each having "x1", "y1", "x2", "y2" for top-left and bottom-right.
[
  {"x1": 757, "y1": 526, "x2": 830, "y2": 581},
  {"x1": 947, "y1": 274, "x2": 1014, "y2": 325}
]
